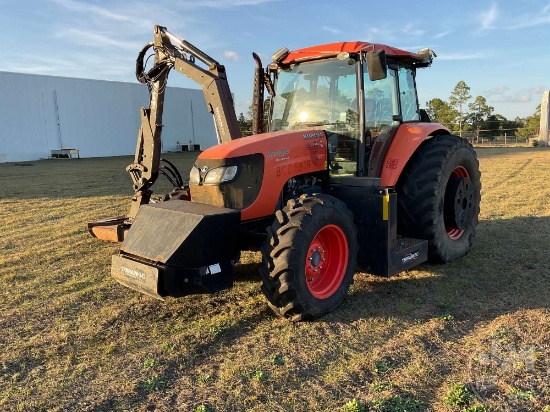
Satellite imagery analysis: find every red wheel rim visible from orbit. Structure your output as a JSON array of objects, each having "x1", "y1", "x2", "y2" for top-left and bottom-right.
[
  {"x1": 446, "y1": 166, "x2": 470, "y2": 240},
  {"x1": 305, "y1": 224, "x2": 349, "y2": 299}
]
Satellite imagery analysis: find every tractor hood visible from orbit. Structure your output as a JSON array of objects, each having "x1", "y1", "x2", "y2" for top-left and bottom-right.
[
  {"x1": 191, "y1": 130, "x2": 328, "y2": 221},
  {"x1": 199, "y1": 130, "x2": 320, "y2": 159}
]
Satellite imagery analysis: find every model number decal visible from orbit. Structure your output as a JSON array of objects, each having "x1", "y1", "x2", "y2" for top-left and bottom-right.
[
  {"x1": 120, "y1": 266, "x2": 146, "y2": 281},
  {"x1": 267, "y1": 148, "x2": 290, "y2": 158},
  {"x1": 402, "y1": 251, "x2": 420, "y2": 264},
  {"x1": 276, "y1": 160, "x2": 312, "y2": 177}
]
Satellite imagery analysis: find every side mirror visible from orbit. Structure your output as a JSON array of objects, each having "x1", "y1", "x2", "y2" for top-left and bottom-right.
[{"x1": 366, "y1": 50, "x2": 387, "y2": 81}]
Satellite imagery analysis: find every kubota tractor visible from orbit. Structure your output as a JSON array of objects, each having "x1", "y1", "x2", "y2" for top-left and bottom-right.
[{"x1": 89, "y1": 26, "x2": 481, "y2": 321}]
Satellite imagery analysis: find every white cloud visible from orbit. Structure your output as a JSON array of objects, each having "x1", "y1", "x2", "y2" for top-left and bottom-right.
[
  {"x1": 322, "y1": 26, "x2": 341, "y2": 35},
  {"x1": 504, "y1": 12, "x2": 550, "y2": 30},
  {"x1": 485, "y1": 86, "x2": 509, "y2": 96},
  {"x1": 528, "y1": 86, "x2": 547, "y2": 95},
  {"x1": 402, "y1": 23, "x2": 424, "y2": 37},
  {"x1": 363, "y1": 26, "x2": 396, "y2": 43},
  {"x1": 438, "y1": 53, "x2": 485, "y2": 61},
  {"x1": 179, "y1": 0, "x2": 277, "y2": 8},
  {"x1": 487, "y1": 86, "x2": 547, "y2": 104},
  {"x1": 3, "y1": 65, "x2": 67, "y2": 75},
  {"x1": 51, "y1": 0, "x2": 154, "y2": 31},
  {"x1": 480, "y1": 3, "x2": 498, "y2": 30},
  {"x1": 474, "y1": 3, "x2": 550, "y2": 31},
  {"x1": 52, "y1": 0, "x2": 130, "y2": 21},
  {"x1": 55, "y1": 28, "x2": 140, "y2": 50},
  {"x1": 224, "y1": 50, "x2": 240, "y2": 61},
  {"x1": 490, "y1": 94, "x2": 532, "y2": 103},
  {"x1": 434, "y1": 30, "x2": 454, "y2": 39}
]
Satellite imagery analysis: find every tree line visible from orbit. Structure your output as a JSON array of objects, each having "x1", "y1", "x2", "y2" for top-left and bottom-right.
[{"x1": 426, "y1": 80, "x2": 541, "y2": 140}]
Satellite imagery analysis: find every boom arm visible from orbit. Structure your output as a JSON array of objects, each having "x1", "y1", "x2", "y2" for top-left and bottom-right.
[{"x1": 126, "y1": 25, "x2": 242, "y2": 220}]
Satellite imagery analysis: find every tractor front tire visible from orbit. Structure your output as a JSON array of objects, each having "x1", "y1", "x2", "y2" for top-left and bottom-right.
[
  {"x1": 396, "y1": 135, "x2": 481, "y2": 263},
  {"x1": 260, "y1": 194, "x2": 358, "y2": 321}
]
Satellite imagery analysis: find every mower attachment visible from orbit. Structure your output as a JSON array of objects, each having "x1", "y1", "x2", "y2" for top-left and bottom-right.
[
  {"x1": 87, "y1": 216, "x2": 130, "y2": 243},
  {"x1": 111, "y1": 200, "x2": 241, "y2": 299}
]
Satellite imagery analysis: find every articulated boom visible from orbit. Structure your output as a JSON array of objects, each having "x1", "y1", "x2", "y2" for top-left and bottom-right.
[
  {"x1": 125, "y1": 25, "x2": 242, "y2": 219},
  {"x1": 88, "y1": 26, "x2": 243, "y2": 240}
]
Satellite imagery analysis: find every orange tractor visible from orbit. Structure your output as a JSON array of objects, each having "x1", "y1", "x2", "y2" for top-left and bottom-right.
[{"x1": 89, "y1": 26, "x2": 481, "y2": 321}]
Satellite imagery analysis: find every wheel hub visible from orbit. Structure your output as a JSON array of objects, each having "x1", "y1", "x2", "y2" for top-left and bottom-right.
[
  {"x1": 445, "y1": 176, "x2": 475, "y2": 231},
  {"x1": 310, "y1": 249, "x2": 323, "y2": 267},
  {"x1": 307, "y1": 243, "x2": 325, "y2": 279}
]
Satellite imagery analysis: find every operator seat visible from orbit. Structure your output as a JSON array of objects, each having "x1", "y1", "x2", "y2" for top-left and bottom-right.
[{"x1": 364, "y1": 98, "x2": 376, "y2": 147}]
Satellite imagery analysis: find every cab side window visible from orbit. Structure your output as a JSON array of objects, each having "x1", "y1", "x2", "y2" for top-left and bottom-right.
[
  {"x1": 398, "y1": 66, "x2": 420, "y2": 122},
  {"x1": 363, "y1": 64, "x2": 399, "y2": 133}
]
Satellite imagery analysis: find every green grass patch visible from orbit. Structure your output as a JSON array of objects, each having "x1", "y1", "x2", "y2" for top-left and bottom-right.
[{"x1": 0, "y1": 148, "x2": 549, "y2": 410}]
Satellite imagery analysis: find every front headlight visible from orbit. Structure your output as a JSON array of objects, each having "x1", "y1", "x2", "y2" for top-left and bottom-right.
[
  {"x1": 189, "y1": 165, "x2": 201, "y2": 184},
  {"x1": 204, "y1": 165, "x2": 239, "y2": 184}
]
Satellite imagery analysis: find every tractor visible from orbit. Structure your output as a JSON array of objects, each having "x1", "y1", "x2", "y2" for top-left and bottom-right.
[{"x1": 89, "y1": 26, "x2": 481, "y2": 321}]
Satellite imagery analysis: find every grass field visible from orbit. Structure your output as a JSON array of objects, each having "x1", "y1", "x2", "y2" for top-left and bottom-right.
[{"x1": 1, "y1": 147, "x2": 549, "y2": 411}]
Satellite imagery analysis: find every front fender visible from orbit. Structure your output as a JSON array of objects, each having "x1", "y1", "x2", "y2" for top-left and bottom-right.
[{"x1": 379, "y1": 123, "x2": 449, "y2": 186}]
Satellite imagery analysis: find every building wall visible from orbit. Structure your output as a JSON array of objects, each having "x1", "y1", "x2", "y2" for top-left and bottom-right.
[{"x1": 0, "y1": 72, "x2": 218, "y2": 163}]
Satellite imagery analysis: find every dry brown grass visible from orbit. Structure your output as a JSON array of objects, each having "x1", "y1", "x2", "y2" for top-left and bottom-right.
[{"x1": 1, "y1": 148, "x2": 549, "y2": 411}]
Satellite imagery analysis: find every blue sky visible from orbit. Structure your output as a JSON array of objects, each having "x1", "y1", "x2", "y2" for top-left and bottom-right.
[{"x1": 1, "y1": 0, "x2": 548, "y2": 120}]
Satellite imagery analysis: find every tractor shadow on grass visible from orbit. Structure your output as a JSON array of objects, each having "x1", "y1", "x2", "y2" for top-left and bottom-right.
[
  {"x1": 335, "y1": 215, "x2": 550, "y2": 324},
  {"x1": 227, "y1": 215, "x2": 550, "y2": 326},
  {"x1": 232, "y1": 260, "x2": 263, "y2": 284}
]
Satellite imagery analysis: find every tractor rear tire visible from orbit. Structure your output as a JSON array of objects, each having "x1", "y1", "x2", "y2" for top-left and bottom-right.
[
  {"x1": 396, "y1": 135, "x2": 481, "y2": 263},
  {"x1": 260, "y1": 194, "x2": 358, "y2": 321}
]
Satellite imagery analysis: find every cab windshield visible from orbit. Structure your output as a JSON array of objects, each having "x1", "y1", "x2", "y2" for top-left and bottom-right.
[{"x1": 270, "y1": 58, "x2": 359, "y2": 132}]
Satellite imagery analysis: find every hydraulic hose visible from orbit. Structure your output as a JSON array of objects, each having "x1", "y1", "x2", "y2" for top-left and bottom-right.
[{"x1": 136, "y1": 42, "x2": 154, "y2": 84}]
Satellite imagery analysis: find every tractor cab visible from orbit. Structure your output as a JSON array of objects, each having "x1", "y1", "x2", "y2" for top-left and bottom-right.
[{"x1": 268, "y1": 43, "x2": 427, "y2": 180}]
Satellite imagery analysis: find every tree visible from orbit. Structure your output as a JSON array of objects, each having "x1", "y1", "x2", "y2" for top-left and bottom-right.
[
  {"x1": 483, "y1": 114, "x2": 522, "y2": 139},
  {"x1": 425, "y1": 98, "x2": 459, "y2": 130},
  {"x1": 468, "y1": 96, "x2": 493, "y2": 140},
  {"x1": 237, "y1": 112, "x2": 252, "y2": 136},
  {"x1": 247, "y1": 100, "x2": 271, "y2": 133},
  {"x1": 449, "y1": 81, "x2": 472, "y2": 137},
  {"x1": 516, "y1": 105, "x2": 541, "y2": 139}
]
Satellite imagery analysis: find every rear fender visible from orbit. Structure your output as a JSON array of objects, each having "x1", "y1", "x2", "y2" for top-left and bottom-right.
[{"x1": 379, "y1": 123, "x2": 449, "y2": 186}]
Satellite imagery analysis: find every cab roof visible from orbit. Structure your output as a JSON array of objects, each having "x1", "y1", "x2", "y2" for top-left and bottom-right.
[{"x1": 282, "y1": 41, "x2": 426, "y2": 65}]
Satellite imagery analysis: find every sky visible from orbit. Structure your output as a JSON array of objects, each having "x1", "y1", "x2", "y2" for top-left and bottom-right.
[{"x1": 0, "y1": 0, "x2": 548, "y2": 120}]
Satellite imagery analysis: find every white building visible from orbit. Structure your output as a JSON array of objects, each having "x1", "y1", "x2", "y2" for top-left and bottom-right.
[{"x1": 0, "y1": 72, "x2": 218, "y2": 163}]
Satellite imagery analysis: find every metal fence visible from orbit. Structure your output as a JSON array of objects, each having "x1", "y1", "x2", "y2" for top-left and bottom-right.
[{"x1": 471, "y1": 135, "x2": 531, "y2": 147}]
